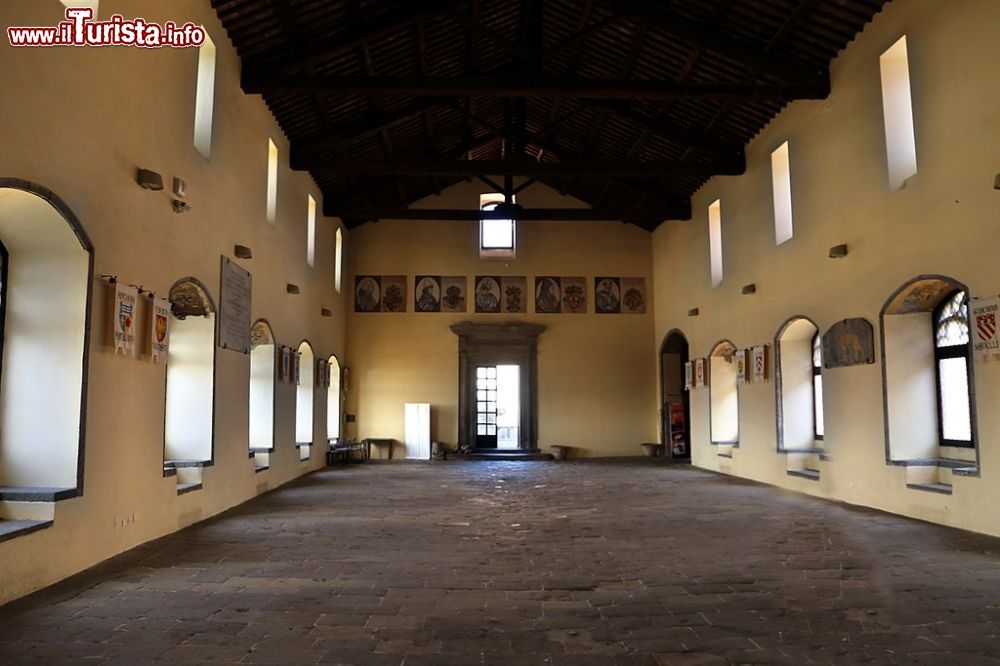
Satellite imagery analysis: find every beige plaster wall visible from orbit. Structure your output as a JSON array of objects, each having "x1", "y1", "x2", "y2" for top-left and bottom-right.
[
  {"x1": 0, "y1": 0, "x2": 347, "y2": 603},
  {"x1": 344, "y1": 179, "x2": 658, "y2": 458},
  {"x1": 652, "y1": 0, "x2": 1000, "y2": 536}
]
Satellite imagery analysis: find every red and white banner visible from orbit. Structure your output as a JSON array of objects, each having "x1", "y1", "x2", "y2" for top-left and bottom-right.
[
  {"x1": 151, "y1": 297, "x2": 171, "y2": 362},
  {"x1": 971, "y1": 296, "x2": 1000, "y2": 361}
]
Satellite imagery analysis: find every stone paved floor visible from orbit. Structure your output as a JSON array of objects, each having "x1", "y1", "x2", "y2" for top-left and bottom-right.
[{"x1": 1, "y1": 460, "x2": 1000, "y2": 664}]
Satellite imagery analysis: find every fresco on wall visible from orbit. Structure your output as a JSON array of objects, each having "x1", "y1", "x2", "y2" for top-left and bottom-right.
[
  {"x1": 474, "y1": 276, "x2": 501, "y2": 313},
  {"x1": 822, "y1": 318, "x2": 875, "y2": 368},
  {"x1": 595, "y1": 277, "x2": 621, "y2": 314},
  {"x1": 415, "y1": 276, "x2": 442, "y2": 313},
  {"x1": 501, "y1": 276, "x2": 527, "y2": 313},
  {"x1": 441, "y1": 276, "x2": 467, "y2": 312},
  {"x1": 381, "y1": 276, "x2": 407, "y2": 312},
  {"x1": 886, "y1": 278, "x2": 958, "y2": 315},
  {"x1": 561, "y1": 277, "x2": 586, "y2": 314},
  {"x1": 621, "y1": 277, "x2": 646, "y2": 314},
  {"x1": 535, "y1": 276, "x2": 561, "y2": 313},
  {"x1": 354, "y1": 276, "x2": 381, "y2": 312}
]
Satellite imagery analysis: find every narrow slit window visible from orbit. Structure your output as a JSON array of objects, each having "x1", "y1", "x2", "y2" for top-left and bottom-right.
[
  {"x1": 334, "y1": 227, "x2": 343, "y2": 293},
  {"x1": 708, "y1": 199, "x2": 723, "y2": 287},
  {"x1": 771, "y1": 141, "x2": 793, "y2": 245},
  {"x1": 193, "y1": 33, "x2": 216, "y2": 159},
  {"x1": 879, "y1": 35, "x2": 917, "y2": 190},
  {"x1": 266, "y1": 139, "x2": 278, "y2": 226},
  {"x1": 306, "y1": 195, "x2": 316, "y2": 267}
]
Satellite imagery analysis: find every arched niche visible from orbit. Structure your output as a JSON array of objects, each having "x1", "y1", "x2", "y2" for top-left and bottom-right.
[
  {"x1": 660, "y1": 330, "x2": 691, "y2": 459},
  {"x1": 249, "y1": 319, "x2": 276, "y2": 453},
  {"x1": 708, "y1": 340, "x2": 739, "y2": 445},
  {"x1": 0, "y1": 180, "x2": 93, "y2": 495},
  {"x1": 880, "y1": 275, "x2": 978, "y2": 464},
  {"x1": 775, "y1": 316, "x2": 822, "y2": 452},
  {"x1": 164, "y1": 277, "x2": 216, "y2": 464},
  {"x1": 296, "y1": 340, "x2": 316, "y2": 458},
  {"x1": 327, "y1": 355, "x2": 342, "y2": 441}
]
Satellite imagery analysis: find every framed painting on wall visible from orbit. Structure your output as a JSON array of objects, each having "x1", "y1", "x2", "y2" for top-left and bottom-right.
[
  {"x1": 535, "y1": 276, "x2": 561, "y2": 313},
  {"x1": 501, "y1": 276, "x2": 527, "y2": 313},
  {"x1": 381, "y1": 276, "x2": 407, "y2": 312},
  {"x1": 474, "y1": 276, "x2": 501, "y2": 313},
  {"x1": 595, "y1": 277, "x2": 622, "y2": 314},
  {"x1": 415, "y1": 275, "x2": 442, "y2": 313},
  {"x1": 355, "y1": 276, "x2": 381, "y2": 313},
  {"x1": 561, "y1": 277, "x2": 586, "y2": 314},
  {"x1": 621, "y1": 277, "x2": 646, "y2": 314},
  {"x1": 441, "y1": 276, "x2": 467, "y2": 313}
]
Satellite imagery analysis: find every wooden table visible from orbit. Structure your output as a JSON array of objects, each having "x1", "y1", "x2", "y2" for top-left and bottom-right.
[{"x1": 363, "y1": 438, "x2": 395, "y2": 460}]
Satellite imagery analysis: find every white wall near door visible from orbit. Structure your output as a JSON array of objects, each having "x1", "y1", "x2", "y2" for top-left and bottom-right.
[{"x1": 404, "y1": 403, "x2": 431, "y2": 460}]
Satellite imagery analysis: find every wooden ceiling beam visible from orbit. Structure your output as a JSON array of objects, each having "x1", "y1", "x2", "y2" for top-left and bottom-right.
[
  {"x1": 607, "y1": 0, "x2": 826, "y2": 83},
  {"x1": 323, "y1": 206, "x2": 691, "y2": 223},
  {"x1": 298, "y1": 157, "x2": 745, "y2": 178},
  {"x1": 242, "y1": 0, "x2": 459, "y2": 74},
  {"x1": 243, "y1": 75, "x2": 830, "y2": 100},
  {"x1": 289, "y1": 98, "x2": 451, "y2": 166}
]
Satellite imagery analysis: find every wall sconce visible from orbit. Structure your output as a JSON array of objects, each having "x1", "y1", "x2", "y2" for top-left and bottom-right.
[
  {"x1": 994, "y1": 173, "x2": 1000, "y2": 190},
  {"x1": 172, "y1": 177, "x2": 187, "y2": 199},
  {"x1": 742, "y1": 283, "x2": 756, "y2": 295},
  {"x1": 687, "y1": 308, "x2": 699, "y2": 317},
  {"x1": 234, "y1": 245, "x2": 253, "y2": 259},
  {"x1": 828, "y1": 243, "x2": 849, "y2": 258},
  {"x1": 136, "y1": 168, "x2": 163, "y2": 190},
  {"x1": 287, "y1": 283, "x2": 300, "y2": 294},
  {"x1": 321, "y1": 308, "x2": 332, "y2": 317}
]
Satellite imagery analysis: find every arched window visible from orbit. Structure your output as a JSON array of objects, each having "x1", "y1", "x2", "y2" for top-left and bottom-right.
[
  {"x1": 881, "y1": 276, "x2": 977, "y2": 473},
  {"x1": 775, "y1": 318, "x2": 822, "y2": 452},
  {"x1": 709, "y1": 341, "x2": 739, "y2": 452},
  {"x1": 326, "y1": 355, "x2": 342, "y2": 441},
  {"x1": 295, "y1": 341, "x2": 315, "y2": 460},
  {"x1": 249, "y1": 320, "x2": 276, "y2": 471},
  {"x1": 164, "y1": 278, "x2": 216, "y2": 488},
  {"x1": 933, "y1": 290, "x2": 972, "y2": 446},
  {"x1": 775, "y1": 317, "x2": 822, "y2": 479},
  {"x1": 812, "y1": 333, "x2": 824, "y2": 440},
  {"x1": 0, "y1": 182, "x2": 92, "y2": 499}
]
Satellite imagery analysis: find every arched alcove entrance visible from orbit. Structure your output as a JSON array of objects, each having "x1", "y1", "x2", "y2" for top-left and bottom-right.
[
  {"x1": 0, "y1": 179, "x2": 93, "y2": 497},
  {"x1": 660, "y1": 330, "x2": 690, "y2": 460}
]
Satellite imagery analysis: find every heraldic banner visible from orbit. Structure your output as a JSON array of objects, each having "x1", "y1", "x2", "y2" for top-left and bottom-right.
[
  {"x1": 971, "y1": 296, "x2": 1000, "y2": 362},
  {"x1": 151, "y1": 297, "x2": 171, "y2": 362},
  {"x1": 113, "y1": 282, "x2": 138, "y2": 356}
]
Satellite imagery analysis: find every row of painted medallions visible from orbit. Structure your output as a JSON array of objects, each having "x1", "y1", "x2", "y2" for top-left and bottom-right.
[{"x1": 354, "y1": 275, "x2": 647, "y2": 314}]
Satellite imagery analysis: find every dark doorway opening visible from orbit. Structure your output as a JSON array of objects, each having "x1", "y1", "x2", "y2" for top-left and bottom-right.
[{"x1": 661, "y1": 330, "x2": 691, "y2": 461}]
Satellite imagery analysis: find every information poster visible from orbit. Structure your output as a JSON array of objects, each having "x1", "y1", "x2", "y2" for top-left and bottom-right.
[{"x1": 218, "y1": 256, "x2": 252, "y2": 353}]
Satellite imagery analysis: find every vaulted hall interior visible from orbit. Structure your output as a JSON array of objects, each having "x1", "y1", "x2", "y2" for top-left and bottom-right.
[{"x1": 2, "y1": 0, "x2": 1000, "y2": 662}]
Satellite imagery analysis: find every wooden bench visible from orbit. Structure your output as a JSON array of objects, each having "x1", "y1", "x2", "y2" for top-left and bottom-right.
[{"x1": 327, "y1": 438, "x2": 364, "y2": 465}]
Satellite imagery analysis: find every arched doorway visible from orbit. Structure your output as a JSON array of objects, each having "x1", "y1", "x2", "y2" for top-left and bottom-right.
[{"x1": 660, "y1": 330, "x2": 691, "y2": 460}]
